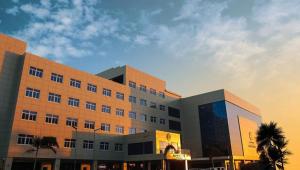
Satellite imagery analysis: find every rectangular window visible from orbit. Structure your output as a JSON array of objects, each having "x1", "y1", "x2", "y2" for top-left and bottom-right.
[
  {"x1": 159, "y1": 105, "x2": 166, "y2": 111},
  {"x1": 84, "y1": 121, "x2": 95, "y2": 129},
  {"x1": 116, "y1": 92, "x2": 124, "y2": 100},
  {"x1": 102, "y1": 105, "x2": 111, "y2": 113},
  {"x1": 64, "y1": 139, "x2": 76, "y2": 148},
  {"x1": 17, "y1": 134, "x2": 33, "y2": 145},
  {"x1": 150, "y1": 116, "x2": 157, "y2": 123},
  {"x1": 140, "y1": 85, "x2": 147, "y2": 92},
  {"x1": 48, "y1": 93, "x2": 61, "y2": 103},
  {"x1": 128, "y1": 141, "x2": 153, "y2": 155},
  {"x1": 86, "y1": 102, "x2": 96, "y2": 111},
  {"x1": 68, "y1": 97, "x2": 80, "y2": 107},
  {"x1": 51, "y1": 73, "x2": 63, "y2": 83},
  {"x1": 141, "y1": 129, "x2": 147, "y2": 133},
  {"x1": 129, "y1": 128, "x2": 136, "y2": 134},
  {"x1": 116, "y1": 125, "x2": 124, "y2": 134},
  {"x1": 25, "y1": 88, "x2": 40, "y2": 99},
  {"x1": 100, "y1": 142, "x2": 109, "y2": 150},
  {"x1": 150, "y1": 88, "x2": 156, "y2": 95},
  {"x1": 168, "y1": 107, "x2": 181, "y2": 118},
  {"x1": 101, "y1": 123, "x2": 110, "y2": 132},
  {"x1": 83, "y1": 140, "x2": 94, "y2": 149},
  {"x1": 160, "y1": 118, "x2": 166, "y2": 125},
  {"x1": 45, "y1": 114, "x2": 59, "y2": 124},
  {"x1": 29, "y1": 66, "x2": 43, "y2": 78},
  {"x1": 150, "y1": 102, "x2": 157, "y2": 109},
  {"x1": 129, "y1": 111, "x2": 136, "y2": 119},
  {"x1": 169, "y1": 120, "x2": 181, "y2": 131},
  {"x1": 129, "y1": 96, "x2": 136, "y2": 103},
  {"x1": 21, "y1": 110, "x2": 37, "y2": 121},
  {"x1": 115, "y1": 143, "x2": 123, "y2": 151},
  {"x1": 159, "y1": 92, "x2": 165, "y2": 98},
  {"x1": 140, "y1": 114, "x2": 147, "y2": 122},
  {"x1": 129, "y1": 81, "x2": 136, "y2": 88},
  {"x1": 87, "y1": 83, "x2": 97, "y2": 93},
  {"x1": 70, "y1": 79, "x2": 81, "y2": 88},
  {"x1": 103, "y1": 88, "x2": 111, "y2": 97},
  {"x1": 140, "y1": 99, "x2": 147, "y2": 106},
  {"x1": 116, "y1": 108, "x2": 124, "y2": 117},
  {"x1": 66, "y1": 117, "x2": 78, "y2": 127}
]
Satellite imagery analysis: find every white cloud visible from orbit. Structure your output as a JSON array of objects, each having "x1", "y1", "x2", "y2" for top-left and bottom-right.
[
  {"x1": 5, "y1": 6, "x2": 19, "y2": 16},
  {"x1": 20, "y1": 4, "x2": 50, "y2": 19},
  {"x1": 12, "y1": 0, "x2": 19, "y2": 3},
  {"x1": 134, "y1": 35, "x2": 149, "y2": 45}
]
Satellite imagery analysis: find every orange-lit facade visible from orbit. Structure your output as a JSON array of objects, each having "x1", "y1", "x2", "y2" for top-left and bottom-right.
[{"x1": 0, "y1": 34, "x2": 262, "y2": 170}]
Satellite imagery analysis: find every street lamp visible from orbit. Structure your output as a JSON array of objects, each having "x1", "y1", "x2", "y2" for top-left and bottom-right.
[
  {"x1": 72, "y1": 125, "x2": 78, "y2": 170},
  {"x1": 93, "y1": 127, "x2": 102, "y2": 170}
]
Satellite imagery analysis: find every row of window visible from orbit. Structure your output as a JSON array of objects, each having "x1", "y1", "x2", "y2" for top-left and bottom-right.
[
  {"x1": 128, "y1": 81, "x2": 165, "y2": 98},
  {"x1": 17, "y1": 134, "x2": 123, "y2": 151},
  {"x1": 22, "y1": 110, "x2": 167, "y2": 128}
]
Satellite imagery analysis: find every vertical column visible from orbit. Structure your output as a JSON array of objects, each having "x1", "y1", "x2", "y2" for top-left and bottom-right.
[
  {"x1": 54, "y1": 159, "x2": 60, "y2": 170},
  {"x1": 122, "y1": 162, "x2": 127, "y2": 170},
  {"x1": 147, "y1": 161, "x2": 151, "y2": 170},
  {"x1": 92, "y1": 160, "x2": 97, "y2": 170},
  {"x1": 4, "y1": 158, "x2": 12, "y2": 170},
  {"x1": 229, "y1": 157, "x2": 235, "y2": 170},
  {"x1": 161, "y1": 160, "x2": 166, "y2": 170},
  {"x1": 184, "y1": 160, "x2": 188, "y2": 170}
]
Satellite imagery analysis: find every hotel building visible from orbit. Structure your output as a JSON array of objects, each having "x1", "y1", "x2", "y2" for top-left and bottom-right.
[{"x1": 0, "y1": 34, "x2": 262, "y2": 170}]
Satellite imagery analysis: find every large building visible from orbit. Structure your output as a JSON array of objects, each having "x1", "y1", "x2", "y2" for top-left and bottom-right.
[{"x1": 0, "y1": 34, "x2": 262, "y2": 170}]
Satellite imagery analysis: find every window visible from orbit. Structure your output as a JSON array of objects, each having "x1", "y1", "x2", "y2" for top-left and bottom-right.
[
  {"x1": 159, "y1": 92, "x2": 165, "y2": 98},
  {"x1": 51, "y1": 73, "x2": 63, "y2": 83},
  {"x1": 129, "y1": 81, "x2": 136, "y2": 88},
  {"x1": 68, "y1": 97, "x2": 80, "y2": 107},
  {"x1": 87, "y1": 83, "x2": 97, "y2": 93},
  {"x1": 84, "y1": 121, "x2": 95, "y2": 129},
  {"x1": 141, "y1": 129, "x2": 147, "y2": 133},
  {"x1": 129, "y1": 128, "x2": 136, "y2": 134},
  {"x1": 168, "y1": 107, "x2": 181, "y2": 118},
  {"x1": 140, "y1": 99, "x2": 147, "y2": 106},
  {"x1": 45, "y1": 114, "x2": 59, "y2": 124},
  {"x1": 101, "y1": 123, "x2": 110, "y2": 132},
  {"x1": 66, "y1": 118, "x2": 78, "y2": 127},
  {"x1": 150, "y1": 102, "x2": 157, "y2": 109},
  {"x1": 86, "y1": 102, "x2": 96, "y2": 111},
  {"x1": 100, "y1": 142, "x2": 109, "y2": 150},
  {"x1": 64, "y1": 139, "x2": 76, "y2": 148},
  {"x1": 115, "y1": 143, "x2": 123, "y2": 151},
  {"x1": 116, "y1": 108, "x2": 124, "y2": 117},
  {"x1": 48, "y1": 93, "x2": 61, "y2": 103},
  {"x1": 150, "y1": 116, "x2": 157, "y2": 123},
  {"x1": 83, "y1": 140, "x2": 94, "y2": 149},
  {"x1": 140, "y1": 114, "x2": 147, "y2": 122},
  {"x1": 160, "y1": 118, "x2": 166, "y2": 125},
  {"x1": 70, "y1": 79, "x2": 81, "y2": 88},
  {"x1": 25, "y1": 88, "x2": 40, "y2": 99},
  {"x1": 169, "y1": 120, "x2": 181, "y2": 131},
  {"x1": 116, "y1": 125, "x2": 124, "y2": 134},
  {"x1": 17, "y1": 134, "x2": 33, "y2": 145},
  {"x1": 21, "y1": 110, "x2": 37, "y2": 121},
  {"x1": 128, "y1": 141, "x2": 153, "y2": 155},
  {"x1": 129, "y1": 96, "x2": 136, "y2": 103},
  {"x1": 29, "y1": 66, "x2": 43, "y2": 78},
  {"x1": 103, "y1": 88, "x2": 111, "y2": 97},
  {"x1": 159, "y1": 105, "x2": 166, "y2": 111},
  {"x1": 129, "y1": 111, "x2": 136, "y2": 119},
  {"x1": 116, "y1": 92, "x2": 124, "y2": 100},
  {"x1": 102, "y1": 105, "x2": 111, "y2": 113},
  {"x1": 150, "y1": 88, "x2": 156, "y2": 95},
  {"x1": 140, "y1": 85, "x2": 147, "y2": 92}
]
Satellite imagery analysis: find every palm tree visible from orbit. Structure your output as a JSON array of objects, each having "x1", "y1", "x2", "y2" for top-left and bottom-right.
[
  {"x1": 27, "y1": 136, "x2": 59, "y2": 170},
  {"x1": 256, "y1": 122, "x2": 291, "y2": 170}
]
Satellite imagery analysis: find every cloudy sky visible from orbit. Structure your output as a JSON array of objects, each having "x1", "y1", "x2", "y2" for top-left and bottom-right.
[{"x1": 1, "y1": 0, "x2": 300, "y2": 168}]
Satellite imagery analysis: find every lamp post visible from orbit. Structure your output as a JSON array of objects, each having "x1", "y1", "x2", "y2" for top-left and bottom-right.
[
  {"x1": 93, "y1": 127, "x2": 102, "y2": 170},
  {"x1": 72, "y1": 125, "x2": 77, "y2": 170}
]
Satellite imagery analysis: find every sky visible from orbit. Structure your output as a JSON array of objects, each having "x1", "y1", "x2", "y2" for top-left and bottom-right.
[{"x1": 1, "y1": 0, "x2": 300, "y2": 169}]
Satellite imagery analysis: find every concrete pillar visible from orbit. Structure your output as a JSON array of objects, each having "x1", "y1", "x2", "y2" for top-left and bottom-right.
[
  {"x1": 147, "y1": 161, "x2": 151, "y2": 170},
  {"x1": 184, "y1": 160, "x2": 188, "y2": 170},
  {"x1": 229, "y1": 157, "x2": 235, "y2": 170},
  {"x1": 161, "y1": 160, "x2": 166, "y2": 170},
  {"x1": 54, "y1": 159, "x2": 60, "y2": 170},
  {"x1": 122, "y1": 162, "x2": 127, "y2": 170},
  {"x1": 92, "y1": 161, "x2": 97, "y2": 170},
  {"x1": 4, "y1": 158, "x2": 12, "y2": 170}
]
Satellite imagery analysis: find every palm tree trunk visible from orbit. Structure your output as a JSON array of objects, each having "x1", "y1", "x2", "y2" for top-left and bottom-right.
[{"x1": 33, "y1": 148, "x2": 39, "y2": 170}]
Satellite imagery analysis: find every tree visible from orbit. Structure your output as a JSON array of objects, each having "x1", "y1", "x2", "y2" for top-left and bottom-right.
[
  {"x1": 27, "y1": 136, "x2": 59, "y2": 170},
  {"x1": 256, "y1": 122, "x2": 291, "y2": 170}
]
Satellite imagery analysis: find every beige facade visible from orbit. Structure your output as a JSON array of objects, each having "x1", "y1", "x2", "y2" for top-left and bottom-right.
[{"x1": 0, "y1": 34, "x2": 262, "y2": 170}]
